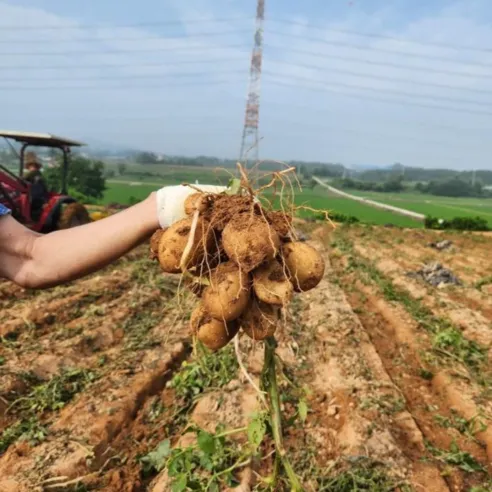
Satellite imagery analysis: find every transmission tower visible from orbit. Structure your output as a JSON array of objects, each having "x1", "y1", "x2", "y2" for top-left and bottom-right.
[{"x1": 239, "y1": 0, "x2": 265, "y2": 165}]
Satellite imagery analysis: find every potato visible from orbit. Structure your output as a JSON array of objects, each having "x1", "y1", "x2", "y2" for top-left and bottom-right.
[
  {"x1": 202, "y1": 262, "x2": 250, "y2": 321},
  {"x1": 222, "y1": 213, "x2": 280, "y2": 272},
  {"x1": 184, "y1": 192, "x2": 211, "y2": 215},
  {"x1": 158, "y1": 217, "x2": 214, "y2": 273},
  {"x1": 282, "y1": 242, "x2": 325, "y2": 292},
  {"x1": 149, "y1": 228, "x2": 165, "y2": 260},
  {"x1": 191, "y1": 304, "x2": 239, "y2": 351},
  {"x1": 253, "y1": 260, "x2": 293, "y2": 306},
  {"x1": 240, "y1": 298, "x2": 279, "y2": 341}
]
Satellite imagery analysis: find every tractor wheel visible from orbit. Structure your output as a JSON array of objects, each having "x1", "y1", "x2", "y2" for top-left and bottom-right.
[{"x1": 57, "y1": 203, "x2": 91, "y2": 230}]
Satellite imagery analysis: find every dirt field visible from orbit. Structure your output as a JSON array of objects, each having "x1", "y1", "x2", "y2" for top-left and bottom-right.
[{"x1": 0, "y1": 225, "x2": 491, "y2": 491}]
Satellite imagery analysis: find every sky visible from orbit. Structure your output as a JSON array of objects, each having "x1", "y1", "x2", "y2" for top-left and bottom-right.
[{"x1": 1, "y1": 0, "x2": 492, "y2": 170}]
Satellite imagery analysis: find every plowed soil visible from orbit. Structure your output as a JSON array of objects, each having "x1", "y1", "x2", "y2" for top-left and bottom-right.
[{"x1": 0, "y1": 225, "x2": 491, "y2": 491}]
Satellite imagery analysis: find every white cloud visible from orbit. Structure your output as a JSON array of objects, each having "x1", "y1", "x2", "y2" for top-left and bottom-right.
[{"x1": 0, "y1": 0, "x2": 491, "y2": 168}]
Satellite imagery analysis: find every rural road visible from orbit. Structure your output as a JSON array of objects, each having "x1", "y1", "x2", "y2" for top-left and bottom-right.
[{"x1": 313, "y1": 177, "x2": 426, "y2": 222}]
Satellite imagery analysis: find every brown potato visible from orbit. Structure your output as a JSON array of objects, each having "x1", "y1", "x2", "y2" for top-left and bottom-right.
[
  {"x1": 282, "y1": 242, "x2": 325, "y2": 292},
  {"x1": 184, "y1": 192, "x2": 212, "y2": 215},
  {"x1": 149, "y1": 228, "x2": 165, "y2": 260},
  {"x1": 240, "y1": 298, "x2": 279, "y2": 341},
  {"x1": 253, "y1": 260, "x2": 293, "y2": 306},
  {"x1": 191, "y1": 304, "x2": 239, "y2": 351},
  {"x1": 202, "y1": 262, "x2": 250, "y2": 321},
  {"x1": 158, "y1": 217, "x2": 213, "y2": 273},
  {"x1": 222, "y1": 213, "x2": 280, "y2": 272}
]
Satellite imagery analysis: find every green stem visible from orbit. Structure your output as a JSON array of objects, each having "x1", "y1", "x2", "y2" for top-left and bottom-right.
[
  {"x1": 215, "y1": 426, "x2": 248, "y2": 439},
  {"x1": 264, "y1": 337, "x2": 302, "y2": 491},
  {"x1": 206, "y1": 458, "x2": 251, "y2": 490}
]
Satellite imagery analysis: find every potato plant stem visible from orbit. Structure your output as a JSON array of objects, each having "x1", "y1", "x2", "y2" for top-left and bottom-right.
[{"x1": 264, "y1": 337, "x2": 302, "y2": 491}]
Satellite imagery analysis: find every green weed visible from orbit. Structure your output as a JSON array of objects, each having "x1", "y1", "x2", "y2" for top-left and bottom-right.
[
  {"x1": 147, "y1": 397, "x2": 165, "y2": 423},
  {"x1": 317, "y1": 462, "x2": 405, "y2": 492},
  {"x1": 131, "y1": 257, "x2": 179, "y2": 294},
  {"x1": 475, "y1": 276, "x2": 492, "y2": 291},
  {"x1": 284, "y1": 444, "x2": 408, "y2": 492},
  {"x1": 0, "y1": 418, "x2": 47, "y2": 454},
  {"x1": 0, "y1": 369, "x2": 96, "y2": 455},
  {"x1": 123, "y1": 309, "x2": 162, "y2": 351},
  {"x1": 139, "y1": 428, "x2": 248, "y2": 490},
  {"x1": 171, "y1": 344, "x2": 238, "y2": 404},
  {"x1": 360, "y1": 395, "x2": 406, "y2": 415},
  {"x1": 10, "y1": 368, "x2": 97, "y2": 415},
  {"x1": 426, "y1": 441, "x2": 486, "y2": 473},
  {"x1": 433, "y1": 328, "x2": 487, "y2": 370},
  {"x1": 433, "y1": 411, "x2": 487, "y2": 440},
  {"x1": 419, "y1": 368, "x2": 434, "y2": 380}
]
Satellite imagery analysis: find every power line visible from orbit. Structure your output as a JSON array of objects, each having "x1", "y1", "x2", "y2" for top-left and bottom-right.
[
  {"x1": 2, "y1": 73, "x2": 492, "y2": 117},
  {"x1": 0, "y1": 57, "x2": 247, "y2": 71},
  {"x1": 267, "y1": 59, "x2": 492, "y2": 96},
  {"x1": 0, "y1": 69, "x2": 245, "y2": 83},
  {"x1": 268, "y1": 30, "x2": 492, "y2": 68},
  {"x1": 4, "y1": 58, "x2": 492, "y2": 98},
  {"x1": 3, "y1": 45, "x2": 491, "y2": 83},
  {"x1": 0, "y1": 78, "x2": 245, "y2": 90},
  {"x1": 0, "y1": 16, "x2": 250, "y2": 31},
  {"x1": 265, "y1": 44, "x2": 492, "y2": 80},
  {"x1": 0, "y1": 29, "x2": 252, "y2": 44},
  {"x1": 263, "y1": 76, "x2": 492, "y2": 116},
  {"x1": 263, "y1": 71, "x2": 491, "y2": 108},
  {"x1": 2, "y1": 30, "x2": 491, "y2": 70},
  {"x1": 1, "y1": 15, "x2": 490, "y2": 54},
  {"x1": 0, "y1": 43, "x2": 249, "y2": 56},
  {"x1": 269, "y1": 18, "x2": 492, "y2": 53}
]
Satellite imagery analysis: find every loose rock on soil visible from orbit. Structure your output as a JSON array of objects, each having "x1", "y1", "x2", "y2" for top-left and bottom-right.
[{"x1": 406, "y1": 262, "x2": 462, "y2": 287}]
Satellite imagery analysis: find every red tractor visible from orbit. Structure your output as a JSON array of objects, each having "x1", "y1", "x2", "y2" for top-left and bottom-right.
[{"x1": 0, "y1": 131, "x2": 91, "y2": 232}]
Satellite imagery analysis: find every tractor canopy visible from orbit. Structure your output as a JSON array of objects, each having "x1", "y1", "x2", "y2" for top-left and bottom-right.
[
  {"x1": 0, "y1": 130, "x2": 86, "y2": 194},
  {"x1": 0, "y1": 131, "x2": 85, "y2": 148}
]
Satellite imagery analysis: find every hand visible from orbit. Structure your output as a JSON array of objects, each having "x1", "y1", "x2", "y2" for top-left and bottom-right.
[{"x1": 156, "y1": 184, "x2": 227, "y2": 228}]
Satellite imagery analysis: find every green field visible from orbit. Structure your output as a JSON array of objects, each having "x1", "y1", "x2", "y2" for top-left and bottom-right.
[
  {"x1": 100, "y1": 180, "x2": 422, "y2": 227},
  {"x1": 100, "y1": 167, "x2": 492, "y2": 228},
  {"x1": 345, "y1": 190, "x2": 492, "y2": 227}
]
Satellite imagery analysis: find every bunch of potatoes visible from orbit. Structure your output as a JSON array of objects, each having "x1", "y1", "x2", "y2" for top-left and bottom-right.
[{"x1": 150, "y1": 191, "x2": 325, "y2": 351}]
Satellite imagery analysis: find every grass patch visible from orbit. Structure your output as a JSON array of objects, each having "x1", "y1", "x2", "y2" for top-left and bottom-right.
[
  {"x1": 318, "y1": 462, "x2": 407, "y2": 491},
  {"x1": 286, "y1": 444, "x2": 408, "y2": 492},
  {"x1": 433, "y1": 328, "x2": 487, "y2": 372},
  {"x1": 123, "y1": 309, "x2": 163, "y2": 352},
  {"x1": 170, "y1": 343, "x2": 238, "y2": 405},
  {"x1": 426, "y1": 441, "x2": 486, "y2": 474},
  {"x1": 475, "y1": 276, "x2": 492, "y2": 291},
  {"x1": 10, "y1": 368, "x2": 97, "y2": 414},
  {"x1": 332, "y1": 233, "x2": 489, "y2": 381},
  {"x1": 139, "y1": 428, "x2": 247, "y2": 490},
  {"x1": 130, "y1": 257, "x2": 179, "y2": 293},
  {"x1": 1, "y1": 368, "x2": 96, "y2": 455},
  {"x1": 360, "y1": 395, "x2": 406, "y2": 415},
  {"x1": 138, "y1": 344, "x2": 241, "y2": 482},
  {"x1": 0, "y1": 418, "x2": 47, "y2": 454},
  {"x1": 433, "y1": 410, "x2": 487, "y2": 441}
]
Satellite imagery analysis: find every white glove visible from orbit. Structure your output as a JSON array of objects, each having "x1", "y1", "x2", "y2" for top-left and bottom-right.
[{"x1": 156, "y1": 184, "x2": 227, "y2": 228}]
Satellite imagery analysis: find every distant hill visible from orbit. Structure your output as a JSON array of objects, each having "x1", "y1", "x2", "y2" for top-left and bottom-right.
[{"x1": 354, "y1": 165, "x2": 492, "y2": 186}]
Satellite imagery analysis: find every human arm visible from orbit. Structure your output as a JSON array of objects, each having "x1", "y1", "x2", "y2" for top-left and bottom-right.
[
  {"x1": 0, "y1": 194, "x2": 159, "y2": 289},
  {"x1": 0, "y1": 184, "x2": 226, "y2": 289}
]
